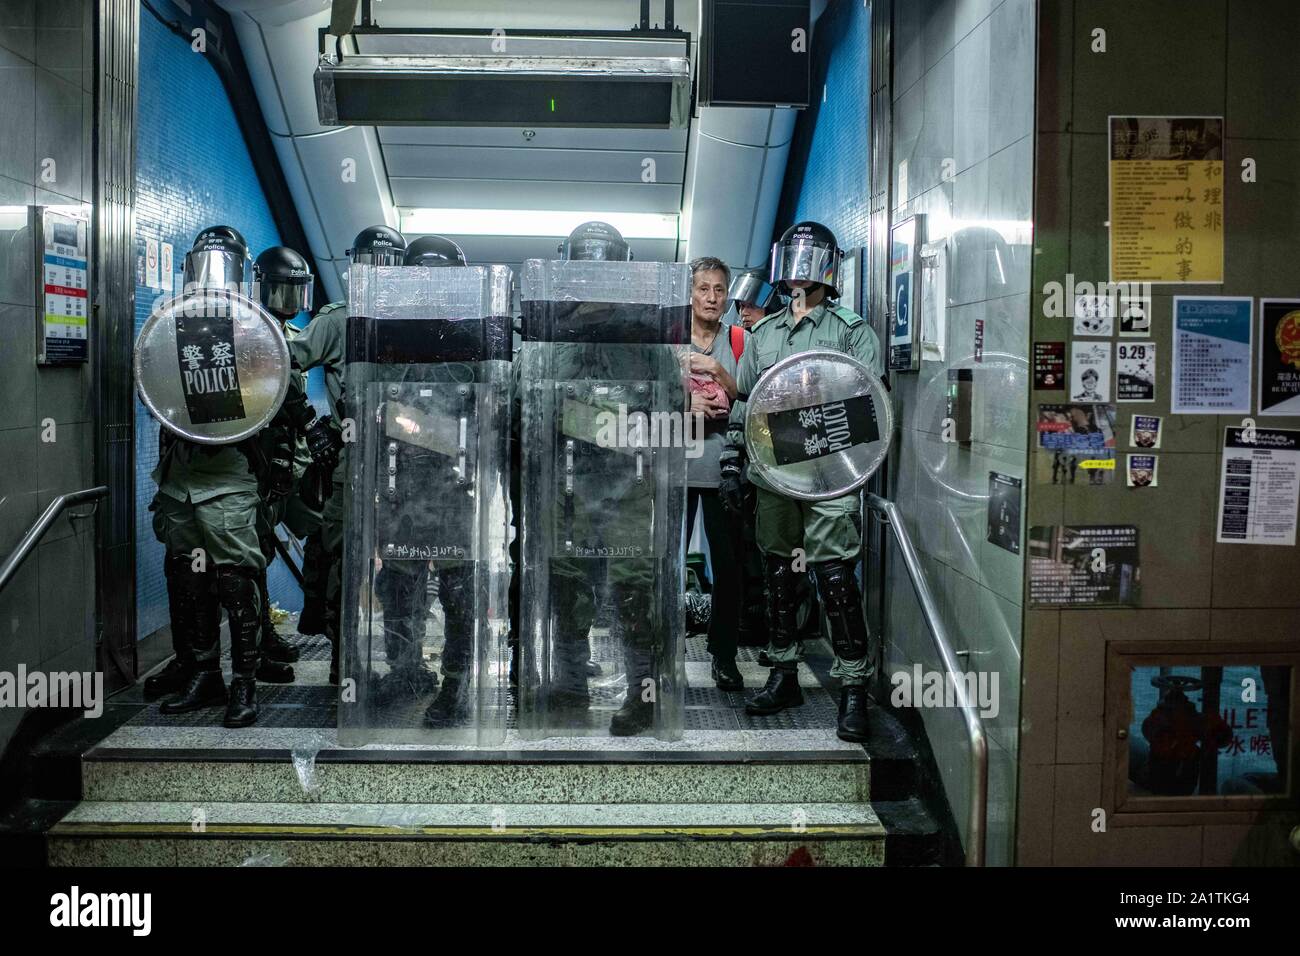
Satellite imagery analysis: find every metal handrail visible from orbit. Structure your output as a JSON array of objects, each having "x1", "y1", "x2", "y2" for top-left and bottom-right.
[
  {"x1": 866, "y1": 492, "x2": 988, "y2": 867},
  {"x1": 0, "y1": 486, "x2": 108, "y2": 594}
]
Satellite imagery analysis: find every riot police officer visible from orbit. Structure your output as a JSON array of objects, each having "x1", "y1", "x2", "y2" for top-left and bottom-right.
[
  {"x1": 720, "y1": 221, "x2": 882, "y2": 742},
  {"x1": 251, "y1": 246, "x2": 340, "y2": 679},
  {"x1": 144, "y1": 227, "x2": 287, "y2": 727},
  {"x1": 361, "y1": 236, "x2": 476, "y2": 710},
  {"x1": 289, "y1": 225, "x2": 404, "y2": 683},
  {"x1": 518, "y1": 221, "x2": 688, "y2": 737}
]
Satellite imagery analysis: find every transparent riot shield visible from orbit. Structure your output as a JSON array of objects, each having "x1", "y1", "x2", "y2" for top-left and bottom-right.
[
  {"x1": 517, "y1": 259, "x2": 690, "y2": 740},
  {"x1": 339, "y1": 264, "x2": 512, "y2": 746}
]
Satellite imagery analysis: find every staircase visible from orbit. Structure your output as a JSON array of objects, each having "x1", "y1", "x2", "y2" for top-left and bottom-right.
[{"x1": 4, "y1": 629, "x2": 949, "y2": 866}]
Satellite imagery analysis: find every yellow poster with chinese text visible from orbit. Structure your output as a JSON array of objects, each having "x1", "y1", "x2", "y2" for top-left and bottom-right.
[{"x1": 1109, "y1": 116, "x2": 1224, "y2": 284}]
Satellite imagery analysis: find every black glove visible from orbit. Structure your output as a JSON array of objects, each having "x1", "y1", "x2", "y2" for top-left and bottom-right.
[
  {"x1": 719, "y1": 453, "x2": 746, "y2": 516},
  {"x1": 305, "y1": 416, "x2": 342, "y2": 471},
  {"x1": 267, "y1": 455, "x2": 294, "y2": 501}
]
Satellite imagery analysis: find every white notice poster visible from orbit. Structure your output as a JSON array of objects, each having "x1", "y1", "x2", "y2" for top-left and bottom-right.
[{"x1": 1217, "y1": 426, "x2": 1300, "y2": 546}]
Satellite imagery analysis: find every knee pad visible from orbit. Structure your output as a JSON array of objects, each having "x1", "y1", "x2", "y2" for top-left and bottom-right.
[
  {"x1": 812, "y1": 560, "x2": 870, "y2": 662},
  {"x1": 762, "y1": 554, "x2": 801, "y2": 645}
]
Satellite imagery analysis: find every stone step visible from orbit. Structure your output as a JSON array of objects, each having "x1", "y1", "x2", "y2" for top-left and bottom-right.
[
  {"x1": 80, "y1": 747, "x2": 871, "y2": 806},
  {"x1": 48, "y1": 800, "x2": 886, "y2": 867}
]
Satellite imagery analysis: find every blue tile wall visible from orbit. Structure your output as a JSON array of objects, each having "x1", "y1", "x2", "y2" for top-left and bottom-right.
[
  {"x1": 774, "y1": 0, "x2": 872, "y2": 251},
  {"x1": 134, "y1": 2, "x2": 319, "y2": 639}
]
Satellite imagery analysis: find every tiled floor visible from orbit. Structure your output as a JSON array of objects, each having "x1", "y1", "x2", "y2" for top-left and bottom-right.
[{"x1": 106, "y1": 616, "x2": 858, "y2": 756}]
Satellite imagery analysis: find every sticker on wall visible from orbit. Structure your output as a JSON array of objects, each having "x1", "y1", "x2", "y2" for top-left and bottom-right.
[
  {"x1": 1033, "y1": 341, "x2": 1066, "y2": 390},
  {"x1": 1257, "y1": 298, "x2": 1300, "y2": 416},
  {"x1": 1028, "y1": 525, "x2": 1141, "y2": 606},
  {"x1": 986, "y1": 472, "x2": 1022, "y2": 555},
  {"x1": 1073, "y1": 294, "x2": 1115, "y2": 337},
  {"x1": 1126, "y1": 454, "x2": 1159, "y2": 487},
  {"x1": 145, "y1": 237, "x2": 159, "y2": 290},
  {"x1": 888, "y1": 215, "x2": 923, "y2": 371},
  {"x1": 1108, "y1": 115, "x2": 1224, "y2": 284},
  {"x1": 1118, "y1": 293, "x2": 1153, "y2": 336},
  {"x1": 1116, "y1": 341, "x2": 1156, "y2": 402},
  {"x1": 1130, "y1": 414, "x2": 1163, "y2": 449},
  {"x1": 1217, "y1": 426, "x2": 1300, "y2": 547},
  {"x1": 160, "y1": 241, "x2": 173, "y2": 293},
  {"x1": 1070, "y1": 341, "x2": 1112, "y2": 402},
  {"x1": 1172, "y1": 295, "x2": 1253, "y2": 414}
]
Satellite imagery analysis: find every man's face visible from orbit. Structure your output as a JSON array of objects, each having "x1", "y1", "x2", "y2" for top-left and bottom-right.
[
  {"x1": 692, "y1": 269, "x2": 728, "y2": 322},
  {"x1": 738, "y1": 303, "x2": 765, "y2": 329}
]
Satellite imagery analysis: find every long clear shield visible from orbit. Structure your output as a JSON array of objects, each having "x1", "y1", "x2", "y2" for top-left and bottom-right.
[
  {"x1": 518, "y1": 259, "x2": 690, "y2": 740},
  {"x1": 339, "y1": 264, "x2": 513, "y2": 746}
]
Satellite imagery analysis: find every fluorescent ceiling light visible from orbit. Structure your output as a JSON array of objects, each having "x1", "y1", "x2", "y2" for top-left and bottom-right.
[{"x1": 400, "y1": 208, "x2": 679, "y2": 240}]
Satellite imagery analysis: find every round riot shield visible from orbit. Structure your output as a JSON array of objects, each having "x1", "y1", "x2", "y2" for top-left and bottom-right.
[
  {"x1": 134, "y1": 288, "x2": 291, "y2": 445},
  {"x1": 744, "y1": 349, "x2": 893, "y2": 500}
]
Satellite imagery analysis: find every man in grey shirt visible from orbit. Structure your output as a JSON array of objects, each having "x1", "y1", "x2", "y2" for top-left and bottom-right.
[{"x1": 686, "y1": 257, "x2": 747, "y2": 691}]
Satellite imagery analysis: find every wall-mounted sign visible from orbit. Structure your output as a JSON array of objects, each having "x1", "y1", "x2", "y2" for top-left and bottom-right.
[
  {"x1": 1257, "y1": 298, "x2": 1300, "y2": 416},
  {"x1": 1172, "y1": 296, "x2": 1252, "y2": 414},
  {"x1": 987, "y1": 472, "x2": 1022, "y2": 555},
  {"x1": 33, "y1": 205, "x2": 91, "y2": 365},
  {"x1": 888, "y1": 214, "x2": 923, "y2": 371},
  {"x1": 1217, "y1": 426, "x2": 1300, "y2": 547},
  {"x1": 1108, "y1": 115, "x2": 1225, "y2": 284}
]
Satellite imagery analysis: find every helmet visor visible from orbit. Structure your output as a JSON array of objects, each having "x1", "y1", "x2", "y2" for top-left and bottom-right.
[
  {"x1": 350, "y1": 247, "x2": 405, "y2": 266},
  {"x1": 183, "y1": 249, "x2": 250, "y2": 293},
  {"x1": 770, "y1": 237, "x2": 841, "y2": 293},
  {"x1": 258, "y1": 279, "x2": 313, "y2": 317}
]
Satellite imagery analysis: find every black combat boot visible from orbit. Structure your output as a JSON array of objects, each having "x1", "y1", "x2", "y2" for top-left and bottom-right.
[
  {"x1": 296, "y1": 535, "x2": 329, "y2": 636},
  {"x1": 218, "y1": 566, "x2": 263, "y2": 728},
  {"x1": 145, "y1": 555, "x2": 211, "y2": 700},
  {"x1": 225, "y1": 676, "x2": 258, "y2": 728},
  {"x1": 745, "y1": 664, "x2": 803, "y2": 715},
  {"x1": 837, "y1": 685, "x2": 870, "y2": 742},
  {"x1": 159, "y1": 669, "x2": 227, "y2": 714},
  {"x1": 258, "y1": 570, "x2": 299, "y2": 663},
  {"x1": 256, "y1": 659, "x2": 295, "y2": 683},
  {"x1": 711, "y1": 655, "x2": 744, "y2": 691},
  {"x1": 812, "y1": 559, "x2": 874, "y2": 743},
  {"x1": 746, "y1": 554, "x2": 804, "y2": 714},
  {"x1": 423, "y1": 674, "x2": 471, "y2": 727},
  {"x1": 609, "y1": 641, "x2": 656, "y2": 737}
]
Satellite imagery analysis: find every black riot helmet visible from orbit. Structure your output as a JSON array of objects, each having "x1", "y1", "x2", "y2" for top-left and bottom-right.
[
  {"x1": 403, "y1": 235, "x2": 467, "y2": 267},
  {"x1": 347, "y1": 224, "x2": 407, "y2": 266},
  {"x1": 253, "y1": 245, "x2": 314, "y2": 319},
  {"x1": 183, "y1": 224, "x2": 252, "y2": 294},
  {"x1": 769, "y1": 220, "x2": 843, "y2": 298},
  {"x1": 559, "y1": 220, "x2": 632, "y2": 261}
]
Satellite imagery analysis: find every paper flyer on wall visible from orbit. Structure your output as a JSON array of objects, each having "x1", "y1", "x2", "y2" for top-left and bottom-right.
[
  {"x1": 987, "y1": 472, "x2": 1022, "y2": 554},
  {"x1": 1070, "y1": 341, "x2": 1112, "y2": 402},
  {"x1": 1116, "y1": 341, "x2": 1156, "y2": 402},
  {"x1": 1028, "y1": 525, "x2": 1141, "y2": 606},
  {"x1": 1126, "y1": 454, "x2": 1158, "y2": 487},
  {"x1": 1036, "y1": 403, "x2": 1118, "y2": 485},
  {"x1": 1217, "y1": 426, "x2": 1300, "y2": 546},
  {"x1": 1118, "y1": 292, "x2": 1153, "y2": 337},
  {"x1": 1034, "y1": 341, "x2": 1066, "y2": 390},
  {"x1": 1257, "y1": 299, "x2": 1300, "y2": 416},
  {"x1": 1073, "y1": 295, "x2": 1115, "y2": 336},
  {"x1": 1130, "y1": 414, "x2": 1163, "y2": 449},
  {"x1": 1172, "y1": 296, "x2": 1253, "y2": 413}
]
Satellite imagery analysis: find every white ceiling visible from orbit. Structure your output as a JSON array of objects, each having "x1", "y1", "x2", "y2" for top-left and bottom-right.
[{"x1": 216, "y1": 0, "x2": 808, "y2": 302}]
